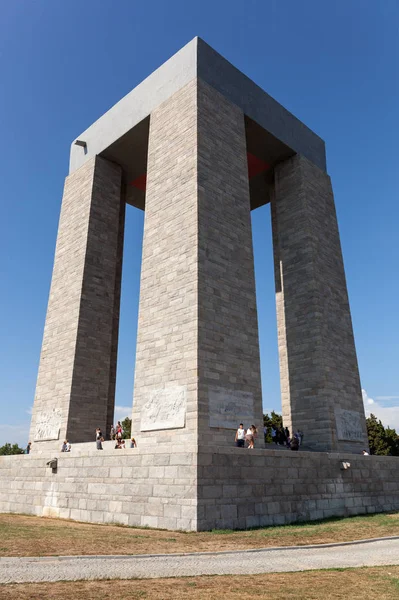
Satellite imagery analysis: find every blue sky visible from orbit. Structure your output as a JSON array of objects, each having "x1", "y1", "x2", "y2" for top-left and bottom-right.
[{"x1": 0, "y1": 0, "x2": 398, "y2": 446}]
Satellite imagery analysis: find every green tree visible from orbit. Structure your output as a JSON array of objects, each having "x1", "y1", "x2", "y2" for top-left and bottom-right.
[
  {"x1": 366, "y1": 414, "x2": 388, "y2": 455},
  {"x1": 366, "y1": 414, "x2": 399, "y2": 456},
  {"x1": 0, "y1": 443, "x2": 24, "y2": 455},
  {"x1": 263, "y1": 411, "x2": 283, "y2": 442},
  {"x1": 384, "y1": 426, "x2": 399, "y2": 457},
  {"x1": 122, "y1": 417, "x2": 132, "y2": 439}
]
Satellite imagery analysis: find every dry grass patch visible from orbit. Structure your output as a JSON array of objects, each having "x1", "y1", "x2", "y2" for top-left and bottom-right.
[
  {"x1": 1, "y1": 566, "x2": 399, "y2": 599},
  {"x1": 0, "y1": 512, "x2": 398, "y2": 557}
]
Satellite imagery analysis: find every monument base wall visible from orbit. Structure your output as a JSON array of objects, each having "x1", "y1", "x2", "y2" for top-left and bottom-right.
[
  {"x1": 0, "y1": 447, "x2": 398, "y2": 532},
  {"x1": 197, "y1": 448, "x2": 399, "y2": 530},
  {"x1": 0, "y1": 447, "x2": 198, "y2": 531}
]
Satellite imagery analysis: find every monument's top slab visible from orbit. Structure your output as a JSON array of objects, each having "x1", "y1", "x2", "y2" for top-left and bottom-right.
[{"x1": 69, "y1": 37, "x2": 326, "y2": 178}]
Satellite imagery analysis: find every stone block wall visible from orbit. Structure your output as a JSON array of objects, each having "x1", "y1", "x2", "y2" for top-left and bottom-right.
[
  {"x1": 197, "y1": 448, "x2": 399, "y2": 530},
  {"x1": 131, "y1": 79, "x2": 199, "y2": 449},
  {"x1": 1, "y1": 448, "x2": 398, "y2": 532},
  {"x1": 0, "y1": 448, "x2": 198, "y2": 531},
  {"x1": 131, "y1": 78, "x2": 263, "y2": 449},
  {"x1": 272, "y1": 154, "x2": 367, "y2": 453},
  {"x1": 30, "y1": 156, "x2": 124, "y2": 451},
  {"x1": 197, "y1": 79, "x2": 263, "y2": 447}
]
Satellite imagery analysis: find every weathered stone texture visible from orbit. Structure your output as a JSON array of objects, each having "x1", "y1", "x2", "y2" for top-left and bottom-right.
[
  {"x1": 18, "y1": 43, "x2": 378, "y2": 535},
  {"x1": 30, "y1": 156, "x2": 123, "y2": 449},
  {"x1": 271, "y1": 155, "x2": 368, "y2": 452},
  {"x1": 197, "y1": 79, "x2": 263, "y2": 447},
  {"x1": 197, "y1": 448, "x2": 399, "y2": 530},
  {"x1": 131, "y1": 78, "x2": 263, "y2": 448},
  {"x1": 0, "y1": 449, "x2": 197, "y2": 531},
  {"x1": 131, "y1": 79, "x2": 199, "y2": 448},
  {"x1": 1, "y1": 448, "x2": 398, "y2": 532}
]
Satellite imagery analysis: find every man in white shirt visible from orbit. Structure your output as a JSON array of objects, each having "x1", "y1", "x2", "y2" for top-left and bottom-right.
[{"x1": 235, "y1": 423, "x2": 246, "y2": 448}]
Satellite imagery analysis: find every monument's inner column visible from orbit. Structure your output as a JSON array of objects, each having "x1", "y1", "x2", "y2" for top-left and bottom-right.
[{"x1": 271, "y1": 155, "x2": 368, "y2": 452}]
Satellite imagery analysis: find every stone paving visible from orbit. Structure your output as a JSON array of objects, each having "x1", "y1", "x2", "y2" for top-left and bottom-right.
[{"x1": 1, "y1": 538, "x2": 398, "y2": 584}]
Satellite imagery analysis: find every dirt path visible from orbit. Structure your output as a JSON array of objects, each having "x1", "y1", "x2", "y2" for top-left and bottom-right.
[{"x1": 1, "y1": 538, "x2": 399, "y2": 583}]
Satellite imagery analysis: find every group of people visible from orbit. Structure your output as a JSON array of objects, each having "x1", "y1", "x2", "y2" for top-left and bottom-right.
[
  {"x1": 96, "y1": 425, "x2": 137, "y2": 450},
  {"x1": 235, "y1": 423, "x2": 304, "y2": 451},
  {"x1": 110, "y1": 421, "x2": 124, "y2": 441},
  {"x1": 56, "y1": 426, "x2": 138, "y2": 452},
  {"x1": 269, "y1": 425, "x2": 304, "y2": 451},
  {"x1": 26, "y1": 427, "x2": 371, "y2": 456},
  {"x1": 114, "y1": 438, "x2": 137, "y2": 449},
  {"x1": 234, "y1": 424, "x2": 258, "y2": 449}
]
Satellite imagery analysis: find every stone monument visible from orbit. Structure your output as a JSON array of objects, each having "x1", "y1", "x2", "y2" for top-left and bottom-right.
[
  {"x1": 3, "y1": 38, "x2": 392, "y2": 533},
  {"x1": 29, "y1": 37, "x2": 367, "y2": 454}
]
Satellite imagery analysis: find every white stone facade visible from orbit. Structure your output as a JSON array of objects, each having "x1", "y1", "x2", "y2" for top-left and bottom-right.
[
  {"x1": 272, "y1": 155, "x2": 368, "y2": 452},
  {"x1": 1, "y1": 449, "x2": 398, "y2": 531},
  {"x1": 131, "y1": 79, "x2": 264, "y2": 450},
  {"x1": 19, "y1": 40, "x2": 377, "y2": 533},
  {"x1": 30, "y1": 157, "x2": 124, "y2": 451}
]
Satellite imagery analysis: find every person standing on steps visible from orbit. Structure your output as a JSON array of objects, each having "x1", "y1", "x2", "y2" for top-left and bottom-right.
[
  {"x1": 235, "y1": 423, "x2": 246, "y2": 448},
  {"x1": 246, "y1": 425, "x2": 257, "y2": 449},
  {"x1": 271, "y1": 426, "x2": 278, "y2": 445},
  {"x1": 251, "y1": 425, "x2": 258, "y2": 448}
]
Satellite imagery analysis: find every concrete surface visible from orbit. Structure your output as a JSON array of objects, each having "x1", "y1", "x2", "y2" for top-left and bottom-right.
[
  {"x1": 1, "y1": 538, "x2": 398, "y2": 583},
  {"x1": 69, "y1": 37, "x2": 326, "y2": 175},
  {"x1": 1, "y1": 448, "x2": 399, "y2": 532}
]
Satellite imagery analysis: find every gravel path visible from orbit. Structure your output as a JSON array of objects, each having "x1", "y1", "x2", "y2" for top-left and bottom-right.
[{"x1": 1, "y1": 538, "x2": 399, "y2": 583}]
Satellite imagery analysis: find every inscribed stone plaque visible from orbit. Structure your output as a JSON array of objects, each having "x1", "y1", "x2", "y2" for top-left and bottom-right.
[
  {"x1": 209, "y1": 387, "x2": 255, "y2": 429},
  {"x1": 335, "y1": 408, "x2": 364, "y2": 441},
  {"x1": 34, "y1": 408, "x2": 62, "y2": 441},
  {"x1": 140, "y1": 386, "x2": 186, "y2": 431}
]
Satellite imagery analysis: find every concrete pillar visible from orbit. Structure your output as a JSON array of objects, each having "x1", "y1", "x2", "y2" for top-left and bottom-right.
[
  {"x1": 131, "y1": 78, "x2": 263, "y2": 449},
  {"x1": 272, "y1": 154, "x2": 368, "y2": 452},
  {"x1": 30, "y1": 156, "x2": 123, "y2": 450}
]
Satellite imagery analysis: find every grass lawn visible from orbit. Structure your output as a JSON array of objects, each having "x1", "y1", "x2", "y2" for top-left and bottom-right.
[
  {"x1": 0, "y1": 512, "x2": 398, "y2": 557},
  {"x1": 1, "y1": 566, "x2": 399, "y2": 599}
]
